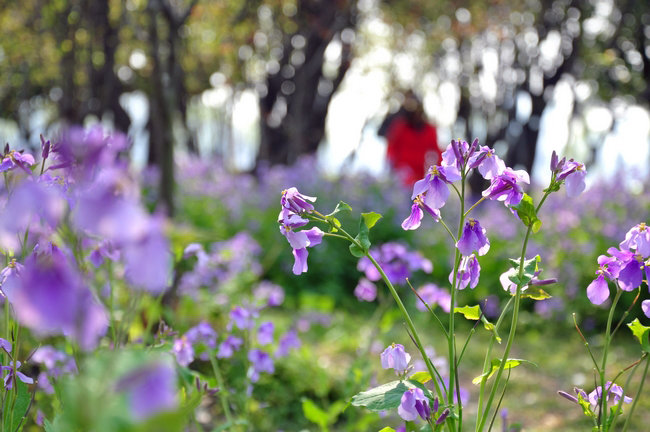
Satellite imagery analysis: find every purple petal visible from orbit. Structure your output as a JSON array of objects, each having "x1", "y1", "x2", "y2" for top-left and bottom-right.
[{"x1": 587, "y1": 274, "x2": 609, "y2": 305}]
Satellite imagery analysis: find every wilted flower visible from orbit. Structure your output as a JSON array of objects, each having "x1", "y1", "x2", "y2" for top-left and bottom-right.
[{"x1": 381, "y1": 343, "x2": 411, "y2": 374}]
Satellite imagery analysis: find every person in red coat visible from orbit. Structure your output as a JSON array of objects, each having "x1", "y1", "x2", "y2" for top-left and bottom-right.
[{"x1": 385, "y1": 92, "x2": 442, "y2": 186}]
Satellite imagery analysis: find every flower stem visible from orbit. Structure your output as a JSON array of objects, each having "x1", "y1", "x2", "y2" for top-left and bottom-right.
[
  {"x1": 621, "y1": 354, "x2": 650, "y2": 432},
  {"x1": 573, "y1": 313, "x2": 601, "y2": 373},
  {"x1": 477, "y1": 225, "x2": 532, "y2": 431},
  {"x1": 599, "y1": 289, "x2": 622, "y2": 431},
  {"x1": 210, "y1": 355, "x2": 237, "y2": 431}
]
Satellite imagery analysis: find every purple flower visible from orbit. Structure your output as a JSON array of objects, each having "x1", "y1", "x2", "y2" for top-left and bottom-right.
[
  {"x1": 620, "y1": 223, "x2": 650, "y2": 258},
  {"x1": 253, "y1": 281, "x2": 285, "y2": 307},
  {"x1": 7, "y1": 245, "x2": 107, "y2": 350},
  {"x1": 281, "y1": 187, "x2": 316, "y2": 214},
  {"x1": 229, "y1": 306, "x2": 258, "y2": 330},
  {"x1": 116, "y1": 361, "x2": 178, "y2": 421},
  {"x1": 358, "y1": 242, "x2": 432, "y2": 284},
  {"x1": 397, "y1": 387, "x2": 428, "y2": 421},
  {"x1": 172, "y1": 337, "x2": 194, "y2": 367},
  {"x1": 456, "y1": 219, "x2": 490, "y2": 256},
  {"x1": 558, "y1": 161, "x2": 587, "y2": 197},
  {"x1": 450, "y1": 254, "x2": 481, "y2": 290},
  {"x1": 411, "y1": 165, "x2": 457, "y2": 210},
  {"x1": 0, "y1": 338, "x2": 11, "y2": 354},
  {"x1": 275, "y1": 330, "x2": 301, "y2": 357},
  {"x1": 482, "y1": 167, "x2": 530, "y2": 207},
  {"x1": 468, "y1": 146, "x2": 505, "y2": 180},
  {"x1": 354, "y1": 278, "x2": 377, "y2": 302},
  {"x1": 257, "y1": 321, "x2": 274, "y2": 345},
  {"x1": 642, "y1": 300, "x2": 650, "y2": 318},
  {"x1": 217, "y1": 336, "x2": 243, "y2": 359},
  {"x1": 587, "y1": 382, "x2": 632, "y2": 408},
  {"x1": 1, "y1": 361, "x2": 33, "y2": 390},
  {"x1": 185, "y1": 322, "x2": 217, "y2": 349},
  {"x1": 247, "y1": 349, "x2": 274, "y2": 382},
  {"x1": 280, "y1": 225, "x2": 324, "y2": 275},
  {"x1": 380, "y1": 343, "x2": 411, "y2": 374},
  {"x1": 122, "y1": 217, "x2": 172, "y2": 293},
  {"x1": 401, "y1": 195, "x2": 440, "y2": 230},
  {"x1": 0, "y1": 149, "x2": 36, "y2": 174},
  {"x1": 415, "y1": 284, "x2": 451, "y2": 312}
]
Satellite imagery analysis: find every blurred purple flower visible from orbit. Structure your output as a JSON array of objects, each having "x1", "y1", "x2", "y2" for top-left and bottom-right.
[
  {"x1": 247, "y1": 349, "x2": 274, "y2": 383},
  {"x1": 185, "y1": 322, "x2": 217, "y2": 349},
  {"x1": 415, "y1": 284, "x2": 451, "y2": 313},
  {"x1": 358, "y1": 242, "x2": 432, "y2": 284},
  {"x1": 253, "y1": 281, "x2": 285, "y2": 307},
  {"x1": 257, "y1": 321, "x2": 274, "y2": 345},
  {"x1": 276, "y1": 330, "x2": 301, "y2": 357},
  {"x1": 172, "y1": 337, "x2": 194, "y2": 367},
  {"x1": 0, "y1": 149, "x2": 35, "y2": 174},
  {"x1": 217, "y1": 335, "x2": 243, "y2": 359},
  {"x1": 229, "y1": 306, "x2": 258, "y2": 331},
  {"x1": 122, "y1": 217, "x2": 172, "y2": 293},
  {"x1": 354, "y1": 278, "x2": 377, "y2": 302},
  {"x1": 116, "y1": 361, "x2": 178, "y2": 421}
]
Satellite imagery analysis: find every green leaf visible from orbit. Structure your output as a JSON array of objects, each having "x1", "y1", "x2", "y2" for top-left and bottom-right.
[
  {"x1": 481, "y1": 316, "x2": 502, "y2": 343},
  {"x1": 454, "y1": 305, "x2": 481, "y2": 320},
  {"x1": 627, "y1": 318, "x2": 650, "y2": 353},
  {"x1": 3, "y1": 379, "x2": 31, "y2": 432},
  {"x1": 378, "y1": 428, "x2": 396, "y2": 432},
  {"x1": 351, "y1": 380, "x2": 431, "y2": 412},
  {"x1": 520, "y1": 285, "x2": 552, "y2": 301},
  {"x1": 472, "y1": 358, "x2": 537, "y2": 385},
  {"x1": 506, "y1": 255, "x2": 541, "y2": 287},
  {"x1": 349, "y1": 243, "x2": 365, "y2": 258},
  {"x1": 361, "y1": 212, "x2": 382, "y2": 229},
  {"x1": 327, "y1": 201, "x2": 352, "y2": 217},
  {"x1": 302, "y1": 398, "x2": 329, "y2": 430},
  {"x1": 409, "y1": 371, "x2": 432, "y2": 384},
  {"x1": 511, "y1": 193, "x2": 542, "y2": 233},
  {"x1": 328, "y1": 217, "x2": 341, "y2": 233}
]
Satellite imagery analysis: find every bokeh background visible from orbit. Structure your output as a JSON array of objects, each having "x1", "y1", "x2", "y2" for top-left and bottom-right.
[{"x1": 2, "y1": 1, "x2": 650, "y2": 430}]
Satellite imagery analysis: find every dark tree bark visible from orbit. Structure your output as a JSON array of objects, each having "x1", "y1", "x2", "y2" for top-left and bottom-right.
[{"x1": 257, "y1": 0, "x2": 357, "y2": 166}]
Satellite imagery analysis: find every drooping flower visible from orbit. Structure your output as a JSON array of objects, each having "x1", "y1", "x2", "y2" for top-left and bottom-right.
[
  {"x1": 401, "y1": 195, "x2": 440, "y2": 230},
  {"x1": 354, "y1": 278, "x2": 377, "y2": 302},
  {"x1": 280, "y1": 224, "x2": 324, "y2": 275},
  {"x1": 116, "y1": 361, "x2": 178, "y2": 421},
  {"x1": 380, "y1": 343, "x2": 411, "y2": 374},
  {"x1": 587, "y1": 382, "x2": 632, "y2": 408},
  {"x1": 397, "y1": 387, "x2": 429, "y2": 421},
  {"x1": 456, "y1": 219, "x2": 490, "y2": 256},
  {"x1": 415, "y1": 284, "x2": 451, "y2": 313},
  {"x1": 450, "y1": 254, "x2": 481, "y2": 290},
  {"x1": 482, "y1": 167, "x2": 530, "y2": 207},
  {"x1": 586, "y1": 274, "x2": 609, "y2": 305}
]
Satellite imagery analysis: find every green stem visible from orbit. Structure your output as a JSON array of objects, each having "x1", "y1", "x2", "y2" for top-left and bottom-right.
[
  {"x1": 477, "y1": 226, "x2": 532, "y2": 431},
  {"x1": 573, "y1": 313, "x2": 601, "y2": 373},
  {"x1": 463, "y1": 196, "x2": 486, "y2": 218},
  {"x1": 209, "y1": 355, "x2": 237, "y2": 431},
  {"x1": 599, "y1": 289, "x2": 622, "y2": 431},
  {"x1": 621, "y1": 355, "x2": 650, "y2": 432},
  {"x1": 438, "y1": 217, "x2": 457, "y2": 243},
  {"x1": 610, "y1": 354, "x2": 646, "y2": 430}
]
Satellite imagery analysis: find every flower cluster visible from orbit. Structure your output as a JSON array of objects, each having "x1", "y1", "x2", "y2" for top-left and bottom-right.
[
  {"x1": 278, "y1": 188, "x2": 324, "y2": 275},
  {"x1": 586, "y1": 222, "x2": 650, "y2": 305}
]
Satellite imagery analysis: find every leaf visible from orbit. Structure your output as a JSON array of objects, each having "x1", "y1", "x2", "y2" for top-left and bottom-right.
[
  {"x1": 409, "y1": 371, "x2": 432, "y2": 384},
  {"x1": 327, "y1": 201, "x2": 352, "y2": 217},
  {"x1": 507, "y1": 255, "x2": 540, "y2": 287},
  {"x1": 361, "y1": 212, "x2": 382, "y2": 229},
  {"x1": 3, "y1": 379, "x2": 31, "y2": 432},
  {"x1": 472, "y1": 358, "x2": 537, "y2": 385},
  {"x1": 481, "y1": 316, "x2": 501, "y2": 343},
  {"x1": 454, "y1": 305, "x2": 481, "y2": 320},
  {"x1": 378, "y1": 428, "x2": 396, "y2": 432},
  {"x1": 511, "y1": 193, "x2": 542, "y2": 233},
  {"x1": 520, "y1": 285, "x2": 552, "y2": 301},
  {"x1": 328, "y1": 217, "x2": 341, "y2": 233},
  {"x1": 627, "y1": 319, "x2": 650, "y2": 353},
  {"x1": 302, "y1": 398, "x2": 329, "y2": 429},
  {"x1": 351, "y1": 380, "x2": 431, "y2": 412}
]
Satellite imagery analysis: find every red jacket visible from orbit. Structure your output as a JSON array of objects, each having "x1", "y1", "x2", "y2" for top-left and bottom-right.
[{"x1": 386, "y1": 118, "x2": 441, "y2": 185}]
